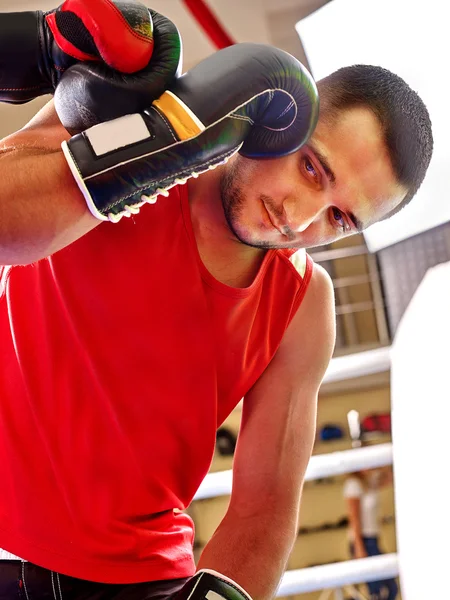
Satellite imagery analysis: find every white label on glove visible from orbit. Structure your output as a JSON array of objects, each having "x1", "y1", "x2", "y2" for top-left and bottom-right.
[
  {"x1": 85, "y1": 113, "x2": 151, "y2": 157},
  {"x1": 206, "y1": 592, "x2": 227, "y2": 600}
]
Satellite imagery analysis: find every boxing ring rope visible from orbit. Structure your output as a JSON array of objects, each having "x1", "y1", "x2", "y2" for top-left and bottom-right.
[
  {"x1": 322, "y1": 345, "x2": 391, "y2": 384},
  {"x1": 195, "y1": 443, "x2": 393, "y2": 500},
  {"x1": 277, "y1": 554, "x2": 399, "y2": 596},
  {"x1": 182, "y1": 0, "x2": 235, "y2": 49}
]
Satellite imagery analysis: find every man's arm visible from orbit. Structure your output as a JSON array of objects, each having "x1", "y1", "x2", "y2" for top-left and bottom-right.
[
  {"x1": 345, "y1": 497, "x2": 367, "y2": 559},
  {"x1": 197, "y1": 265, "x2": 336, "y2": 600},
  {"x1": 0, "y1": 100, "x2": 99, "y2": 266},
  {"x1": 378, "y1": 465, "x2": 393, "y2": 487}
]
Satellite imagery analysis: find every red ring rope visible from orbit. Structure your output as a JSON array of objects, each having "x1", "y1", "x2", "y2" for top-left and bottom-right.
[{"x1": 182, "y1": 0, "x2": 236, "y2": 49}]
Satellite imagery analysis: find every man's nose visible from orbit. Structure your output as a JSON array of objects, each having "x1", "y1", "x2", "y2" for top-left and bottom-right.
[{"x1": 283, "y1": 194, "x2": 326, "y2": 233}]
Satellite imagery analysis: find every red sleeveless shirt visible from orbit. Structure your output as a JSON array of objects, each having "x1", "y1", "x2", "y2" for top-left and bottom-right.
[{"x1": 0, "y1": 184, "x2": 312, "y2": 583}]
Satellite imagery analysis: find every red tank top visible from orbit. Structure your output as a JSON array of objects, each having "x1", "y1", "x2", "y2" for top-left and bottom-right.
[{"x1": 0, "y1": 184, "x2": 312, "y2": 583}]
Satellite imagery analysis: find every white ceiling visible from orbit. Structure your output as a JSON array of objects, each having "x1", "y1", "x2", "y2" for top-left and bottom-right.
[{"x1": 0, "y1": 0, "x2": 329, "y2": 136}]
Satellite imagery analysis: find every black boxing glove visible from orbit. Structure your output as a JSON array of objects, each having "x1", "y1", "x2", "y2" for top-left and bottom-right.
[
  {"x1": 0, "y1": 0, "x2": 181, "y2": 114},
  {"x1": 61, "y1": 43, "x2": 319, "y2": 223},
  {"x1": 172, "y1": 570, "x2": 253, "y2": 600}
]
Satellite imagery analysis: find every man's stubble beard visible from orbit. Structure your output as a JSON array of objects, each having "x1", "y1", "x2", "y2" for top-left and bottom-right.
[{"x1": 219, "y1": 162, "x2": 281, "y2": 251}]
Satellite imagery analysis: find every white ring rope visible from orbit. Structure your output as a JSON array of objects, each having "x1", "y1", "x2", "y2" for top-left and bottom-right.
[
  {"x1": 194, "y1": 443, "x2": 393, "y2": 500},
  {"x1": 277, "y1": 554, "x2": 399, "y2": 596},
  {"x1": 323, "y1": 346, "x2": 391, "y2": 384},
  {"x1": 234, "y1": 346, "x2": 391, "y2": 411}
]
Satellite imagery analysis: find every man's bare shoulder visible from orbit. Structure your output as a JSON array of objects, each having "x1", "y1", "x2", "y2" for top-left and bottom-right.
[
  {"x1": 286, "y1": 261, "x2": 335, "y2": 339},
  {"x1": 307, "y1": 261, "x2": 334, "y2": 301},
  {"x1": 276, "y1": 261, "x2": 336, "y2": 382}
]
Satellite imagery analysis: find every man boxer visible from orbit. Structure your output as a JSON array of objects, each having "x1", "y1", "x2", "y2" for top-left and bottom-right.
[{"x1": 0, "y1": 1, "x2": 433, "y2": 599}]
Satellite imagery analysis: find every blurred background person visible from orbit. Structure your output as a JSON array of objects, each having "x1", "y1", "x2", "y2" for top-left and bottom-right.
[{"x1": 344, "y1": 466, "x2": 398, "y2": 600}]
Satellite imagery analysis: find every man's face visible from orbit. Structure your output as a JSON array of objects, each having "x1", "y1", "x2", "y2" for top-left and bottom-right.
[{"x1": 220, "y1": 106, "x2": 407, "y2": 249}]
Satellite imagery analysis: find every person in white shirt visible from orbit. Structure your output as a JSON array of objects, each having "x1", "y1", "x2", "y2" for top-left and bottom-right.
[{"x1": 343, "y1": 467, "x2": 398, "y2": 600}]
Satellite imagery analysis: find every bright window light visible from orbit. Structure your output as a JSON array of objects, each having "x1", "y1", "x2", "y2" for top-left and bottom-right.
[{"x1": 296, "y1": 0, "x2": 448, "y2": 252}]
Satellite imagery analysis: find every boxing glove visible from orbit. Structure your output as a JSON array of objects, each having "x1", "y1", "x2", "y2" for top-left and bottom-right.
[
  {"x1": 172, "y1": 570, "x2": 252, "y2": 600},
  {"x1": 55, "y1": 9, "x2": 183, "y2": 133},
  {"x1": 0, "y1": 0, "x2": 181, "y2": 125},
  {"x1": 62, "y1": 43, "x2": 319, "y2": 223}
]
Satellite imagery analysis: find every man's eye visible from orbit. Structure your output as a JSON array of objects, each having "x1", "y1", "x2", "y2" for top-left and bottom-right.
[
  {"x1": 304, "y1": 158, "x2": 318, "y2": 180},
  {"x1": 332, "y1": 207, "x2": 346, "y2": 232}
]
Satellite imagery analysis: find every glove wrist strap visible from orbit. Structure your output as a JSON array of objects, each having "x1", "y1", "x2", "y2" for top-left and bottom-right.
[
  {"x1": 0, "y1": 11, "x2": 53, "y2": 104},
  {"x1": 173, "y1": 570, "x2": 253, "y2": 600}
]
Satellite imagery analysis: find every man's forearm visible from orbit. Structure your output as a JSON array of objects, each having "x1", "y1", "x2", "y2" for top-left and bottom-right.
[
  {"x1": 0, "y1": 146, "x2": 98, "y2": 265},
  {"x1": 196, "y1": 510, "x2": 298, "y2": 600},
  {"x1": 0, "y1": 110, "x2": 99, "y2": 265}
]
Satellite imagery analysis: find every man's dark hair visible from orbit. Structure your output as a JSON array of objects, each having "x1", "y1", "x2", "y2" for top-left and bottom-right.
[{"x1": 318, "y1": 65, "x2": 433, "y2": 216}]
